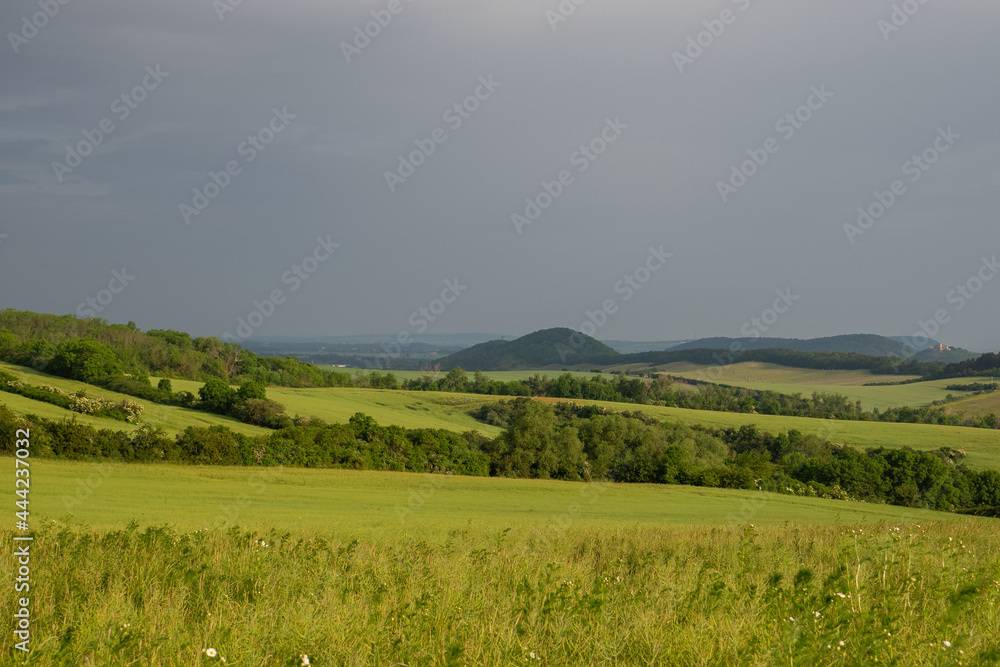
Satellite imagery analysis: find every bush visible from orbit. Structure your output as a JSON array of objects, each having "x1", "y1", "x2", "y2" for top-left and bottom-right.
[
  {"x1": 48, "y1": 339, "x2": 123, "y2": 383},
  {"x1": 231, "y1": 399, "x2": 293, "y2": 429},
  {"x1": 198, "y1": 379, "x2": 236, "y2": 414}
]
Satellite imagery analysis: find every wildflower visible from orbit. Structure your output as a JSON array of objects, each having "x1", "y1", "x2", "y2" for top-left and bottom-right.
[
  {"x1": 838, "y1": 641, "x2": 845, "y2": 647},
  {"x1": 944, "y1": 641, "x2": 952, "y2": 648},
  {"x1": 789, "y1": 616, "x2": 796, "y2": 622},
  {"x1": 204, "y1": 648, "x2": 218, "y2": 658},
  {"x1": 813, "y1": 611, "x2": 821, "y2": 618},
  {"x1": 301, "y1": 655, "x2": 311, "y2": 666}
]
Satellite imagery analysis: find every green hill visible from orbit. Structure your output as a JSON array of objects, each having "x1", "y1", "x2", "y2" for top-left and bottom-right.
[
  {"x1": 439, "y1": 328, "x2": 617, "y2": 370},
  {"x1": 0, "y1": 309, "x2": 354, "y2": 387}
]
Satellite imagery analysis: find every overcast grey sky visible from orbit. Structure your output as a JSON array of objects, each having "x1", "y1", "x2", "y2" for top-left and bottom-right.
[{"x1": 1, "y1": 0, "x2": 998, "y2": 349}]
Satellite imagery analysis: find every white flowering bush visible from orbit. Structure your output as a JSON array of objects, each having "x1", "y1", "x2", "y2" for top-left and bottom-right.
[{"x1": 70, "y1": 395, "x2": 144, "y2": 423}]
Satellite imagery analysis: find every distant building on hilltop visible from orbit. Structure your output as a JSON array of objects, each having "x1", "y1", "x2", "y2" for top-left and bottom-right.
[{"x1": 929, "y1": 343, "x2": 952, "y2": 352}]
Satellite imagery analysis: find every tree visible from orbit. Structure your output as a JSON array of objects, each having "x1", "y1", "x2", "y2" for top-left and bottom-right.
[
  {"x1": 236, "y1": 380, "x2": 267, "y2": 403},
  {"x1": 49, "y1": 338, "x2": 122, "y2": 383},
  {"x1": 198, "y1": 378, "x2": 236, "y2": 414},
  {"x1": 439, "y1": 367, "x2": 469, "y2": 393}
]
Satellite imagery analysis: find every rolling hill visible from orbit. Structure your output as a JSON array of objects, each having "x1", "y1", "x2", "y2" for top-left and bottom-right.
[
  {"x1": 439, "y1": 328, "x2": 617, "y2": 370},
  {"x1": 437, "y1": 329, "x2": 982, "y2": 372}
]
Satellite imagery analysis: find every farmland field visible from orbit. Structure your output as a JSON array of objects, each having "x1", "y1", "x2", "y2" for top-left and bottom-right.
[
  {"x1": 12, "y1": 459, "x2": 968, "y2": 532},
  {"x1": 657, "y1": 361, "x2": 921, "y2": 386},
  {"x1": 3, "y1": 459, "x2": 999, "y2": 666},
  {"x1": 657, "y1": 362, "x2": 984, "y2": 410},
  {"x1": 946, "y1": 391, "x2": 1000, "y2": 419},
  {"x1": 154, "y1": 376, "x2": 505, "y2": 436}
]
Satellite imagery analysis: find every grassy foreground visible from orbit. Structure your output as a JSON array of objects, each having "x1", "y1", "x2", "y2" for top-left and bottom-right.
[{"x1": 2, "y1": 459, "x2": 999, "y2": 665}]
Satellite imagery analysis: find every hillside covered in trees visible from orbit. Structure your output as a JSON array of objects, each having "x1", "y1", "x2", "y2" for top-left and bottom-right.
[{"x1": 0, "y1": 310, "x2": 354, "y2": 387}]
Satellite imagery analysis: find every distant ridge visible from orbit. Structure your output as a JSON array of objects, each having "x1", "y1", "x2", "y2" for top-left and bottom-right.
[
  {"x1": 668, "y1": 334, "x2": 914, "y2": 357},
  {"x1": 666, "y1": 334, "x2": 976, "y2": 363},
  {"x1": 438, "y1": 330, "x2": 979, "y2": 371}
]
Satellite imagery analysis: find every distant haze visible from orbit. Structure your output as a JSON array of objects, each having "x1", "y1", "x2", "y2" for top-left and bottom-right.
[{"x1": 1, "y1": 1, "x2": 997, "y2": 350}]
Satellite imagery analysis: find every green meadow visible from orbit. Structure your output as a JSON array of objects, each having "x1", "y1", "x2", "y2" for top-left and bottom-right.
[
  {"x1": 659, "y1": 361, "x2": 983, "y2": 410},
  {"x1": 3, "y1": 459, "x2": 999, "y2": 666},
  {"x1": 11, "y1": 459, "x2": 968, "y2": 533},
  {"x1": 947, "y1": 391, "x2": 1000, "y2": 419},
  {"x1": 657, "y1": 361, "x2": 920, "y2": 386},
  {"x1": 4, "y1": 366, "x2": 1000, "y2": 665},
  {"x1": 154, "y1": 376, "x2": 504, "y2": 437}
]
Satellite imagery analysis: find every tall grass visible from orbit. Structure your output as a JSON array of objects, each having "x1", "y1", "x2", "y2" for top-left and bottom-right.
[{"x1": 4, "y1": 520, "x2": 999, "y2": 665}]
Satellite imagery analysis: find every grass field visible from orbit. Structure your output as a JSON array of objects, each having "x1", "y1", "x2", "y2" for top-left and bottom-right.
[
  {"x1": 0, "y1": 362, "x2": 268, "y2": 437},
  {"x1": 658, "y1": 362, "x2": 984, "y2": 410},
  {"x1": 12, "y1": 459, "x2": 969, "y2": 533},
  {"x1": 3, "y1": 459, "x2": 999, "y2": 665},
  {"x1": 658, "y1": 361, "x2": 921, "y2": 386},
  {"x1": 155, "y1": 376, "x2": 505, "y2": 437},
  {"x1": 946, "y1": 391, "x2": 1000, "y2": 419}
]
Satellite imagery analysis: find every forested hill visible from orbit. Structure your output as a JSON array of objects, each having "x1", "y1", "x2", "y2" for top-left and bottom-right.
[
  {"x1": 0, "y1": 309, "x2": 346, "y2": 386},
  {"x1": 438, "y1": 328, "x2": 616, "y2": 370},
  {"x1": 436, "y1": 328, "x2": 977, "y2": 373}
]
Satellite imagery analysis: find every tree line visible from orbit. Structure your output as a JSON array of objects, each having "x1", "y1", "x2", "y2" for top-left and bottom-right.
[{"x1": 3, "y1": 400, "x2": 998, "y2": 516}]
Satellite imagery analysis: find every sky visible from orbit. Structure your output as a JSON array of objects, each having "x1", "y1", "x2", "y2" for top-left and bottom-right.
[{"x1": 1, "y1": 0, "x2": 998, "y2": 350}]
